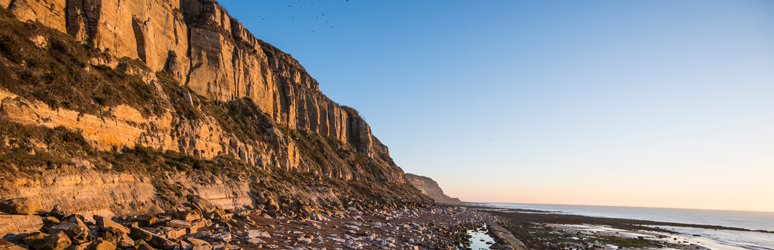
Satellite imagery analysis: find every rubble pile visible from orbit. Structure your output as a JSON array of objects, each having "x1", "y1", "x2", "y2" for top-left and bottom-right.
[{"x1": 0, "y1": 198, "x2": 506, "y2": 250}]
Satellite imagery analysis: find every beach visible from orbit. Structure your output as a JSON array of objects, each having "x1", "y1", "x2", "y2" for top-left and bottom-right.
[
  {"x1": 3, "y1": 197, "x2": 773, "y2": 250},
  {"x1": 1, "y1": 199, "x2": 521, "y2": 250},
  {"x1": 465, "y1": 203, "x2": 774, "y2": 250}
]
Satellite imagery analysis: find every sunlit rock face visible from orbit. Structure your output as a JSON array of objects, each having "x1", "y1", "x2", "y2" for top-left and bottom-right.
[
  {"x1": 1, "y1": 0, "x2": 401, "y2": 179},
  {"x1": 0, "y1": 0, "x2": 427, "y2": 215}
]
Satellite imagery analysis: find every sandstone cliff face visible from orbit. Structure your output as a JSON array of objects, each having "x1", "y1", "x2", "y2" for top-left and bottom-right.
[
  {"x1": 1, "y1": 0, "x2": 377, "y2": 153},
  {"x1": 406, "y1": 174, "x2": 462, "y2": 204},
  {"x1": 0, "y1": 0, "x2": 402, "y2": 182},
  {"x1": 0, "y1": 1, "x2": 427, "y2": 216}
]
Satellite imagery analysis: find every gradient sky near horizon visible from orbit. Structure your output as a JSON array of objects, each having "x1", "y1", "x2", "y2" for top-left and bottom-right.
[{"x1": 217, "y1": 0, "x2": 774, "y2": 212}]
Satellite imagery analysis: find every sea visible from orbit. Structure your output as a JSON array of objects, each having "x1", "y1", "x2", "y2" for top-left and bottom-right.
[{"x1": 477, "y1": 203, "x2": 774, "y2": 250}]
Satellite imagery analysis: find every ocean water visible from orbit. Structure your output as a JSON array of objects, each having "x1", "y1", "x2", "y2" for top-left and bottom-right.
[{"x1": 480, "y1": 203, "x2": 774, "y2": 250}]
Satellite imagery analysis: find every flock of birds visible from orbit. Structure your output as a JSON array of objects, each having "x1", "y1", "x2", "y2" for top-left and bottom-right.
[{"x1": 255, "y1": 0, "x2": 347, "y2": 33}]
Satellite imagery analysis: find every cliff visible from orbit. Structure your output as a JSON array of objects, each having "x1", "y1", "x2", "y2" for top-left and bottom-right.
[
  {"x1": 406, "y1": 174, "x2": 462, "y2": 204},
  {"x1": 0, "y1": 0, "x2": 432, "y2": 218},
  {"x1": 1, "y1": 0, "x2": 397, "y2": 180}
]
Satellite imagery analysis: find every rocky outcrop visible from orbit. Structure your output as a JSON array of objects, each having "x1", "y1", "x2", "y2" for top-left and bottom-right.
[
  {"x1": 4, "y1": 201, "x2": 497, "y2": 250},
  {"x1": 406, "y1": 174, "x2": 462, "y2": 204},
  {"x1": 0, "y1": 0, "x2": 430, "y2": 217},
  {"x1": 0, "y1": 0, "x2": 404, "y2": 183},
  {"x1": 0, "y1": 0, "x2": 386, "y2": 158}
]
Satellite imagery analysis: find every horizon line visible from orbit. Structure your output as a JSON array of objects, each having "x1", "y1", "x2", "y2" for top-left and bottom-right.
[{"x1": 459, "y1": 201, "x2": 774, "y2": 214}]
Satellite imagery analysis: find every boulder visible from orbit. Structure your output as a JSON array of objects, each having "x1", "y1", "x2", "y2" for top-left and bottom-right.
[
  {"x1": 116, "y1": 235, "x2": 135, "y2": 249},
  {"x1": 93, "y1": 216, "x2": 130, "y2": 235},
  {"x1": 0, "y1": 239, "x2": 12, "y2": 247},
  {"x1": 49, "y1": 205, "x2": 67, "y2": 219},
  {"x1": 146, "y1": 236, "x2": 177, "y2": 250},
  {"x1": 0, "y1": 239, "x2": 27, "y2": 250},
  {"x1": 246, "y1": 230, "x2": 270, "y2": 238},
  {"x1": 0, "y1": 198, "x2": 40, "y2": 215},
  {"x1": 37, "y1": 231, "x2": 72, "y2": 250},
  {"x1": 166, "y1": 220, "x2": 191, "y2": 229},
  {"x1": 203, "y1": 210, "x2": 224, "y2": 220},
  {"x1": 191, "y1": 219, "x2": 210, "y2": 229},
  {"x1": 176, "y1": 211, "x2": 201, "y2": 222},
  {"x1": 67, "y1": 243, "x2": 89, "y2": 250},
  {"x1": 184, "y1": 238, "x2": 209, "y2": 246},
  {"x1": 136, "y1": 215, "x2": 159, "y2": 227},
  {"x1": 129, "y1": 227, "x2": 155, "y2": 242},
  {"x1": 135, "y1": 240, "x2": 156, "y2": 250},
  {"x1": 87, "y1": 240, "x2": 116, "y2": 250},
  {"x1": 22, "y1": 232, "x2": 49, "y2": 247},
  {"x1": 180, "y1": 240, "x2": 192, "y2": 250},
  {"x1": 190, "y1": 246, "x2": 211, "y2": 250},
  {"x1": 49, "y1": 216, "x2": 87, "y2": 234},
  {"x1": 102, "y1": 228, "x2": 125, "y2": 244},
  {"x1": 45, "y1": 216, "x2": 61, "y2": 225},
  {"x1": 159, "y1": 227, "x2": 186, "y2": 239},
  {"x1": 64, "y1": 225, "x2": 93, "y2": 245},
  {"x1": 157, "y1": 214, "x2": 173, "y2": 222},
  {"x1": 129, "y1": 228, "x2": 176, "y2": 250},
  {"x1": 214, "y1": 214, "x2": 232, "y2": 223},
  {"x1": 185, "y1": 220, "x2": 208, "y2": 234},
  {"x1": 208, "y1": 233, "x2": 231, "y2": 243}
]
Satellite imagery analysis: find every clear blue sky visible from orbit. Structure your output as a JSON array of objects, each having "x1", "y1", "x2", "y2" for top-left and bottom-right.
[{"x1": 218, "y1": 0, "x2": 774, "y2": 212}]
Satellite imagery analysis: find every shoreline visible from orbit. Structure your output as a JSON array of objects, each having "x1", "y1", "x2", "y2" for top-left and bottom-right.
[
  {"x1": 457, "y1": 203, "x2": 774, "y2": 233},
  {"x1": 455, "y1": 203, "x2": 774, "y2": 250}
]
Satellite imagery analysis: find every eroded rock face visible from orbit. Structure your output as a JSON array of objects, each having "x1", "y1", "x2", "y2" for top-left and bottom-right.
[
  {"x1": 0, "y1": 0, "x2": 423, "y2": 216},
  {"x1": 1, "y1": 0, "x2": 401, "y2": 183},
  {"x1": 3, "y1": 0, "x2": 371, "y2": 147},
  {"x1": 406, "y1": 174, "x2": 462, "y2": 204},
  {"x1": 5, "y1": 0, "x2": 67, "y2": 32},
  {"x1": 1, "y1": 169, "x2": 159, "y2": 218}
]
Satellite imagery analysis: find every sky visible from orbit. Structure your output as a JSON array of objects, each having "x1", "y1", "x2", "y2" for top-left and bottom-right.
[{"x1": 216, "y1": 0, "x2": 774, "y2": 212}]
